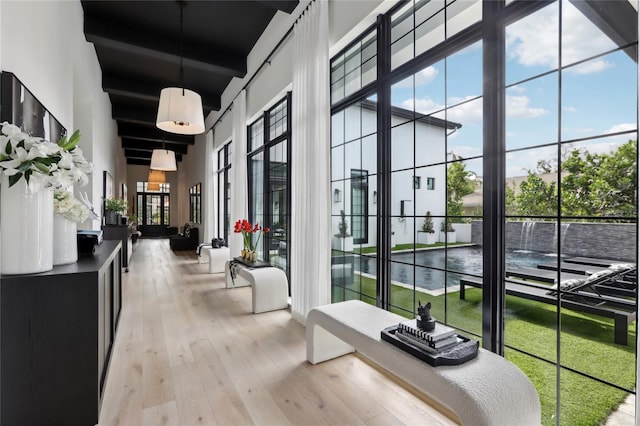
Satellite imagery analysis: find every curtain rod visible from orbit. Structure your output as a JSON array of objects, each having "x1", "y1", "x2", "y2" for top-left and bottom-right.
[{"x1": 209, "y1": 0, "x2": 314, "y2": 131}]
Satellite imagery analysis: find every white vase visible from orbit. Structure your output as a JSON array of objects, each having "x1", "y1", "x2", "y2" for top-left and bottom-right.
[
  {"x1": 1, "y1": 176, "x2": 54, "y2": 274},
  {"x1": 53, "y1": 214, "x2": 78, "y2": 265}
]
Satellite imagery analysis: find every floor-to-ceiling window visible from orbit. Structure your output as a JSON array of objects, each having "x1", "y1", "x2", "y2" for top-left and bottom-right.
[
  {"x1": 330, "y1": 1, "x2": 637, "y2": 424},
  {"x1": 248, "y1": 94, "x2": 291, "y2": 279},
  {"x1": 217, "y1": 142, "x2": 231, "y2": 242},
  {"x1": 502, "y1": 1, "x2": 638, "y2": 424},
  {"x1": 136, "y1": 181, "x2": 171, "y2": 234}
]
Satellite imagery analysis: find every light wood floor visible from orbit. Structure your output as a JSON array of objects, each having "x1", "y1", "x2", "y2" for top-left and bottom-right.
[{"x1": 98, "y1": 238, "x2": 458, "y2": 426}]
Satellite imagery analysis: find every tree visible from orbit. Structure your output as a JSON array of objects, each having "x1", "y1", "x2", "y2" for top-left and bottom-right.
[
  {"x1": 421, "y1": 211, "x2": 435, "y2": 233},
  {"x1": 447, "y1": 161, "x2": 476, "y2": 223},
  {"x1": 515, "y1": 174, "x2": 557, "y2": 217},
  {"x1": 506, "y1": 140, "x2": 637, "y2": 219}
]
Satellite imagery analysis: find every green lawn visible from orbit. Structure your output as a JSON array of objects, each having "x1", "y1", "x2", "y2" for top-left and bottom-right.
[{"x1": 332, "y1": 276, "x2": 636, "y2": 426}]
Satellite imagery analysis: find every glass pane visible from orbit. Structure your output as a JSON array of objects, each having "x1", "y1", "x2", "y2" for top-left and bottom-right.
[
  {"x1": 331, "y1": 109, "x2": 345, "y2": 147},
  {"x1": 415, "y1": 164, "x2": 446, "y2": 217},
  {"x1": 391, "y1": 169, "x2": 416, "y2": 217},
  {"x1": 505, "y1": 350, "x2": 557, "y2": 425},
  {"x1": 414, "y1": 7, "x2": 444, "y2": 58},
  {"x1": 505, "y1": 2, "x2": 559, "y2": 86},
  {"x1": 560, "y1": 368, "x2": 632, "y2": 425},
  {"x1": 331, "y1": 144, "x2": 345, "y2": 181},
  {"x1": 561, "y1": 0, "x2": 619, "y2": 68},
  {"x1": 344, "y1": 104, "x2": 363, "y2": 143},
  {"x1": 561, "y1": 50, "x2": 637, "y2": 142},
  {"x1": 560, "y1": 137, "x2": 637, "y2": 218},
  {"x1": 506, "y1": 73, "x2": 558, "y2": 151},
  {"x1": 446, "y1": 0, "x2": 481, "y2": 38},
  {"x1": 391, "y1": 121, "x2": 415, "y2": 171},
  {"x1": 446, "y1": 41, "x2": 482, "y2": 102},
  {"x1": 250, "y1": 118, "x2": 264, "y2": 152}
]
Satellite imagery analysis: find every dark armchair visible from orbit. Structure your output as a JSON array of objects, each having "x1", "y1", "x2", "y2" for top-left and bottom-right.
[{"x1": 170, "y1": 224, "x2": 199, "y2": 251}]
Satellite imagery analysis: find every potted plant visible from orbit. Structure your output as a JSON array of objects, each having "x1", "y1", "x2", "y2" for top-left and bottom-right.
[
  {"x1": 332, "y1": 210, "x2": 354, "y2": 252},
  {"x1": 439, "y1": 219, "x2": 457, "y2": 243},
  {"x1": 417, "y1": 211, "x2": 438, "y2": 245},
  {"x1": 104, "y1": 198, "x2": 127, "y2": 225}
]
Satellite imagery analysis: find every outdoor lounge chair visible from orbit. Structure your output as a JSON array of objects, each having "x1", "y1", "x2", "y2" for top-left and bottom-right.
[
  {"x1": 459, "y1": 271, "x2": 637, "y2": 345},
  {"x1": 549, "y1": 263, "x2": 637, "y2": 299}
]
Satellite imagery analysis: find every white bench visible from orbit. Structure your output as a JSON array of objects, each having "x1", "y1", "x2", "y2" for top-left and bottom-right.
[
  {"x1": 225, "y1": 260, "x2": 289, "y2": 314},
  {"x1": 306, "y1": 300, "x2": 541, "y2": 426},
  {"x1": 197, "y1": 245, "x2": 230, "y2": 273}
]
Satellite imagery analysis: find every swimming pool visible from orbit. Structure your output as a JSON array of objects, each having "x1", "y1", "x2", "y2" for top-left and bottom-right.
[{"x1": 356, "y1": 246, "x2": 562, "y2": 291}]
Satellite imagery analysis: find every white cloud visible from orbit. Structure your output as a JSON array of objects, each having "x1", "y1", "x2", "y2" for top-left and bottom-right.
[
  {"x1": 507, "y1": 85, "x2": 526, "y2": 94},
  {"x1": 566, "y1": 59, "x2": 614, "y2": 75},
  {"x1": 506, "y1": 95, "x2": 548, "y2": 119},
  {"x1": 393, "y1": 66, "x2": 438, "y2": 89},
  {"x1": 606, "y1": 123, "x2": 636, "y2": 134},
  {"x1": 563, "y1": 106, "x2": 577, "y2": 113},
  {"x1": 506, "y1": 2, "x2": 616, "y2": 74},
  {"x1": 447, "y1": 97, "x2": 482, "y2": 125}
]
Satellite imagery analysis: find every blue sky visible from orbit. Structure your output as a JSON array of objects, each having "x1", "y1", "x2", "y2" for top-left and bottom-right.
[{"x1": 389, "y1": 0, "x2": 637, "y2": 178}]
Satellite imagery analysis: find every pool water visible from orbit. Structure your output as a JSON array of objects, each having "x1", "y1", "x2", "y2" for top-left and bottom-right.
[{"x1": 356, "y1": 246, "x2": 561, "y2": 291}]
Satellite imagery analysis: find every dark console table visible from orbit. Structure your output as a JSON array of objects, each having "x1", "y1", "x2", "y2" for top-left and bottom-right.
[
  {"x1": 103, "y1": 224, "x2": 133, "y2": 272},
  {"x1": 1, "y1": 240, "x2": 123, "y2": 426}
]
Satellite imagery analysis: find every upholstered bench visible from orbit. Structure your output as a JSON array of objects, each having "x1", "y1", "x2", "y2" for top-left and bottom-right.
[
  {"x1": 306, "y1": 300, "x2": 541, "y2": 426},
  {"x1": 197, "y1": 245, "x2": 230, "y2": 273},
  {"x1": 224, "y1": 260, "x2": 289, "y2": 314}
]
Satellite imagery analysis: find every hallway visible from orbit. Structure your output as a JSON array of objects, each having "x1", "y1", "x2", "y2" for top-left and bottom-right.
[{"x1": 98, "y1": 239, "x2": 456, "y2": 425}]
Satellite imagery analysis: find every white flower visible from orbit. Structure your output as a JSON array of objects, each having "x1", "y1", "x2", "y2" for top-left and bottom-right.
[
  {"x1": 0, "y1": 122, "x2": 93, "y2": 192},
  {"x1": 54, "y1": 190, "x2": 89, "y2": 223}
]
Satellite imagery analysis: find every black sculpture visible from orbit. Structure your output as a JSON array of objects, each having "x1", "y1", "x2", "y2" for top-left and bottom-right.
[{"x1": 417, "y1": 300, "x2": 436, "y2": 331}]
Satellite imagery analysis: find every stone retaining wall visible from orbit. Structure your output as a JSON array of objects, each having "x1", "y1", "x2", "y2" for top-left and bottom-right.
[{"x1": 471, "y1": 221, "x2": 636, "y2": 262}]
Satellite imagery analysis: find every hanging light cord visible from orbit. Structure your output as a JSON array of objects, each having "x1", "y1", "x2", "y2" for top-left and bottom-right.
[{"x1": 180, "y1": 0, "x2": 185, "y2": 95}]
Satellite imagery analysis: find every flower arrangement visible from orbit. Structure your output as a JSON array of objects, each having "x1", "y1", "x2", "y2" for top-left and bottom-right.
[
  {"x1": 54, "y1": 190, "x2": 89, "y2": 223},
  {"x1": 234, "y1": 219, "x2": 270, "y2": 258},
  {"x1": 0, "y1": 122, "x2": 93, "y2": 192}
]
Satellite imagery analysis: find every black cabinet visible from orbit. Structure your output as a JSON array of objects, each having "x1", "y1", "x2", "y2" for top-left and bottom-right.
[
  {"x1": 1, "y1": 240, "x2": 122, "y2": 426},
  {"x1": 102, "y1": 224, "x2": 133, "y2": 271}
]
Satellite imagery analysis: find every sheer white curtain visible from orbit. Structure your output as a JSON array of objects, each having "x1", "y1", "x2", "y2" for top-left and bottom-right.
[
  {"x1": 290, "y1": 0, "x2": 331, "y2": 324},
  {"x1": 203, "y1": 130, "x2": 215, "y2": 243},
  {"x1": 229, "y1": 90, "x2": 248, "y2": 256}
]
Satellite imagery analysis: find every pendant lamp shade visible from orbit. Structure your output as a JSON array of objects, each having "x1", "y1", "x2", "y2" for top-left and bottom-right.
[
  {"x1": 147, "y1": 182, "x2": 160, "y2": 191},
  {"x1": 150, "y1": 149, "x2": 177, "y2": 171},
  {"x1": 148, "y1": 169, "x2": 166, "y2": 184},
  {"x1": 156, "y1": 87, "x2": 205, "y2": 135}
]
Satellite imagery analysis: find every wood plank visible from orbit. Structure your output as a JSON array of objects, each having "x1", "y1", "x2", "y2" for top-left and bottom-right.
[{"x1": 98, "y1": 239, "x2": 459, "y2": 425}]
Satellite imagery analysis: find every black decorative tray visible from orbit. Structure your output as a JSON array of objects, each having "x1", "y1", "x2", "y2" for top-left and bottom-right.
[
  {"x1": 381, "y1": 325, "x2": 479, "y2": 366},
  {"x1": 233, "y1": 257, "x2": 272, "y2": 268}
]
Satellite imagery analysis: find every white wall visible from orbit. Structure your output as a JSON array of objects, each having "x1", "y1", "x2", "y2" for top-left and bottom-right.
[{"x1": 0, "y1": 0, "x2": 125, "y2": 231}]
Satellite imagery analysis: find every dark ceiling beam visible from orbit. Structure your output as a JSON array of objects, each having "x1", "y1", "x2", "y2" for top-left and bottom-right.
[
  {"x1": 124, "y1": 149, "x2": 183, "y2": 162},
  {"x1": 569, "y1": 0, "x2": 637, "y2": 62},
  {"x1": 117, "y1": 123, "x2": 194, "y2": 145},
  {"x1": 103, "y1": 75, "x2": 220, "y2": 111},
  {"x1": 84, "y1": 16, "x2": 246, "y2": 78},
  {"x1": 250, "y1": 0, "x2": 298, "y2": 13},
  {"x1": 112, "y1": 105, "x2": 157, "y2": 126},
  {"x1": 121, "y1": 138, "x2": 189, "y2": 155},
  {"x1": 127, "y1": 158, "x2": 152, "y2": 166}
]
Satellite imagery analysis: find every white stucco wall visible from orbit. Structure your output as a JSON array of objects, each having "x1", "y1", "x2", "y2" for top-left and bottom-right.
[{"x1": 0, "y1": 0, "x2": 125, "y2": 231}]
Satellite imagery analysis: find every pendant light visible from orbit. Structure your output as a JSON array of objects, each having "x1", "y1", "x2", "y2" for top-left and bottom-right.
[
  {"x1": 156, "y1": 0, "x2": 205, "y2": 135},
  {"x1": 150, "y1": 133, "x2": 177, "y2": 171},
  {"x1": 148, "y1": 169, "x2": 166, "y2": 184},
  {"x1": 147, "y1": 182, "x2": 161, "y2": 191},
  {"x1": 150, "y1": 147, "x2": 177, "y2": 171}
]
